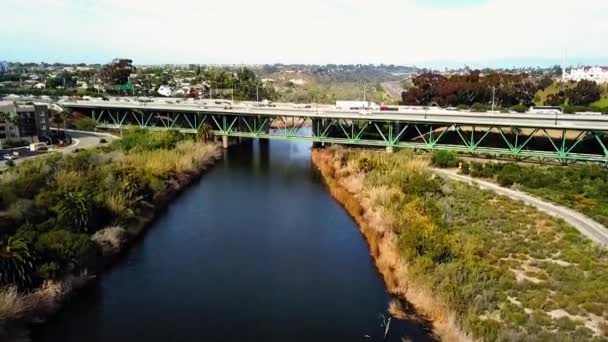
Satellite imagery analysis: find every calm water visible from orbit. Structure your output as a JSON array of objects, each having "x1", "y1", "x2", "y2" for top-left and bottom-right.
[{"x1": 32, "y1": 138, "x2": 432, "y2": 342}]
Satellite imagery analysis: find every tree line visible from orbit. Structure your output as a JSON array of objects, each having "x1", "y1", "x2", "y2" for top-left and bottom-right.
[{"x1": 401, "y1": 71, "x2": 553, "y2": 108}]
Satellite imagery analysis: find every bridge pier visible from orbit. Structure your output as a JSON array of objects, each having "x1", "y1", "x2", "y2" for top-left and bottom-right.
[{"x1": 222, "y1": 135, "x2": 229, "y2": 149}]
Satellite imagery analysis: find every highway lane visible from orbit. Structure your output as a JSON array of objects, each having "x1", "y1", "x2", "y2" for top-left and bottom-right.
[{"x1": 61, "y1": 100, "x2": 608, "y2": 131}]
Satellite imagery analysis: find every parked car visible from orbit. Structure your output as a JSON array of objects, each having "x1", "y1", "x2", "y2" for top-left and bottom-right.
[{"x1": 3, "y1": 154, "x2": 16, "y2": 160}]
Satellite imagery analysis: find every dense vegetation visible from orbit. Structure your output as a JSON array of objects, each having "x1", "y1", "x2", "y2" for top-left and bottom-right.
[
  {"x1": 401, "y1": 71, "x2": 552, "y2": 108},
  {"x1": 401, "y1": 72, "x2": 608, "y2": 113},
  {"x1": 0, "y1": 129, "x2": 219, "y2": 295},
  {"x1": 318, "y1": 148, "x2": 608, "y2": 341},
  {"x1": 433, "y1": 154, "x2": 608, "y2": 227}
]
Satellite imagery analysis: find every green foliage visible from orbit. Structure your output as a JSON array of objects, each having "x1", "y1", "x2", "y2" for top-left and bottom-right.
[
  {"x1": 53, "y1": 191, "x2": 93, "y2": 232},
  {"x1": 464, "y1": 161, "x2": 608, "y2": 227},
  {"x1": 73, "y1": 116, "x2": 97, "y2": 131},
  {"x1": 511, "y1": 104, "x2": 528, "y2": 113},
  {"x1": 113, "y1": 128, "x2": 185, "y2": 151},
  {"x1": 431, "y1": 150, "x2": 460, "y2": 168},
  {"x1": 0, "y1": 130, "x2": 218, "y2": 290},
  {"x1": 0, "y1": 237, "x2": 37, "y2": 290},
  {"x1": 470, "y1": 102, "x2": 489, "y2": 112},
  {"x1": 34, "y1": 230, "x2": 93, "y2": 272},
  {"x1": 330, "y1": 149, "x2": 608, "y2": 341}
]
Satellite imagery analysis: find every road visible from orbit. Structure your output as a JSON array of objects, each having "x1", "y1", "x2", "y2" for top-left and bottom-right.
[
  {"x1": 0, "y1": 130, "x2": 118, "y2": 171},
  {"x1": 62, "y1": 100, "x2": 608, "y2": 131},
  {"x1": 433, "y1": 168, "x2": 608, "y2": 247}
]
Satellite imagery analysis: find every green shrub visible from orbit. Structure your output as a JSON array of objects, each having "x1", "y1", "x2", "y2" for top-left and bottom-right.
[
  {"x1": 38, "y1": 262, "x2": 61, "y2": 280},
  {"x1": 563, "y1": 105, "x2": 575, "y2": 114},
  {"x1": 496, "y1": 163, "x2": 521, "y2": 187},
  {"x1": 511, "y1": 104, "x2": 528, "y2": 113},
  {"x1": 431, "y1": 150, "x2": 460, "y2": 168},
  {"x1": 34, "y1": 230, "x2": 93, "y2": 271},
  {"x1": 470, "y1": 103, "x2": 489, "y2": 112},
  {"x1": 73, "y1": 117, "x2": 96, "y2": 131}
]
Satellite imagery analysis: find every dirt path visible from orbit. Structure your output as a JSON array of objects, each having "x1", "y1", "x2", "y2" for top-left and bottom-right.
[{"x1": 433, "y1": 168, "x2": 608, "y2": 247}]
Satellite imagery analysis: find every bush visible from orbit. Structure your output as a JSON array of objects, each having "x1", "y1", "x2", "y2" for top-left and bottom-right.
[
  {"x1": 511, "y1": 104, "x2": 528, "y2": 113},
  {"x1": 470, "y1": 103, "x2": 489, "y2": 112},
  {"x1": 5, "y1": 160, "x2": 15, "y2": 167},
  {"x1": 99, "y1": 138, "x2": 107, "y2": 144},
  {"x1": 496, "y1": 165, "x2": 519, "y2": 187},
  {"x1": 431, "y1": 150, "x2": 460, "y2": 168},
  {"x1": 563, "y1": 105, "x2": 575, "y2": 114},
  {"x1": 73, "y1": 117, "x2": 97, "y2": 131}
]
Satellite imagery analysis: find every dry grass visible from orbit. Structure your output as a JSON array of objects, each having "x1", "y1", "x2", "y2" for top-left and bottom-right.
[
  {"x1": 124, "y1": 141, "x2": 219, "y2": 177},
  {"x1": 0, "y1": 287, "x2": 30, "y2": 321},
  {"x1": 92, "y1": 226, "x2": 128, "y2": 256},
  {"x1": 312, "y1": 150, "x2": 470, "y2": 342}
]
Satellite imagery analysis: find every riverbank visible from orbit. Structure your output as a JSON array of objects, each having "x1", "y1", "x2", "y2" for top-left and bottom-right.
[
  {"x1": 0, "y1": 129, "x2": 222, "y2": 340},
  {"x1": 312, "y1": 147, "x2": 608, "y2": 341}
]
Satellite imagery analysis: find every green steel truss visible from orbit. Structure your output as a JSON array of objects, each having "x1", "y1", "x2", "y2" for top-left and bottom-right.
[{"x1": 91, "y1": 108, "x2": 608, "y2": 163}]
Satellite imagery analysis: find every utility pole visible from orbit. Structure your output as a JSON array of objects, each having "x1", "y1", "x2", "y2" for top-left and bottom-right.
[{"x1": 491, "y1": 86, "x2": 496, "y2": 112}]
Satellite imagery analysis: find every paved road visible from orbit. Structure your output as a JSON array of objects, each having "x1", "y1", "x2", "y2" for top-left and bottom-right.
[
  {"x1": 62, "y1": 100, "x2": 608, "y2": 131},
  {"x1": 0, "y1": 130, "x2": 117, "y2": 171},
  {"x1": 433, "y1": 168, "x2": 608, "y2": 247}
]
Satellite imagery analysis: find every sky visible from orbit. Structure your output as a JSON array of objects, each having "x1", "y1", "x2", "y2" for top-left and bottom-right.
[{"x1": 1, "y1": 0, "x2": 607, "y2": 67}]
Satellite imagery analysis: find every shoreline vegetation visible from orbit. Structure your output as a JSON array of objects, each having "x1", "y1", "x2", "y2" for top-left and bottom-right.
[
  {"x1": 312, "y1": 147, "x2": 608, "y2": 341},
  {"x1": 0, "y1": 129, "x2": 221, "y2": 339},
  {"x1": 437, "y1": 153, "x2": 608, "y2": 229}
]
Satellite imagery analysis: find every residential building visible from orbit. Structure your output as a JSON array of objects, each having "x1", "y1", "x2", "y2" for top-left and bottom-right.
[
  {"x1": 0, "y1": 101, "x2": 51, "y2": 146},
  {"x1": 564, "y1": 66, "x2": 608, "y2": 83}
]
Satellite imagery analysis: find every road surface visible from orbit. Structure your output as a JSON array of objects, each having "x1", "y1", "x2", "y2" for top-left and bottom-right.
[
  {"x1": 433, "y1": 168, "x2": 608, "y2": 247},
  {"x1": 0, "y1": 130, "x2": 117, "y2": 171},
  {"x1": 62, "y1": 100, "x2": 608, "y2": 131}
]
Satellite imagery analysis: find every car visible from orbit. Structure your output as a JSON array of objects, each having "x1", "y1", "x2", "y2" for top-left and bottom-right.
[
  {"x1": 3, "y1": 154, "x2": 16, "y2": 160},
  {"x1": 358, "y1": 111, "x2": 371, "y2": 116}
]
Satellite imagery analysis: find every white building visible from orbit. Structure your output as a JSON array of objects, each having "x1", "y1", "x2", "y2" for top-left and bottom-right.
[{"x1": 564, "y1": 66, "x2": 608, "y2": 83}]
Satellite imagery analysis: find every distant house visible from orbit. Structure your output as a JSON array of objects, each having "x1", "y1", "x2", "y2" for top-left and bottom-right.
[
  {"x1": 33, "y1": 82, "x2": 46, "y2": 89},
  {"x1": 157, "y1": 85, "x2": 172, "y2": 97},
  {"x1": 564, "y1": 66, "x2": 608, "y2": 83}
]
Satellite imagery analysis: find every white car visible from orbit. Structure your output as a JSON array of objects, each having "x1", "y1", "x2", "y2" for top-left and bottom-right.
[{"x1": 3, "y1": 154, "x2": 16, "y2": 160}]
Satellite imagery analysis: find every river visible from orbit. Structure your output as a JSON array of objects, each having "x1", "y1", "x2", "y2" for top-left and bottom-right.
[{"x1": 32, "y1": 138, "x2": 432, "y2": 342}]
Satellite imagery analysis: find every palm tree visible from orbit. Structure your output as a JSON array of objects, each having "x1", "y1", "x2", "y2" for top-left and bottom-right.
[
  {"x1": 55, "y1": 191, "x2": 92, "y2": 232},
  {"x1": 0, "y1": 237, "x2": 37, "y2": 290},
  {"x1": 197, "y1": 123, "x2": 214, "y2": 143}
]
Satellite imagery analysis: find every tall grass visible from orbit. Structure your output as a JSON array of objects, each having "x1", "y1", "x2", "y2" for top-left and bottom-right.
[{"x1": 314, "y1": 148, "x2": 608, "y2": 341}]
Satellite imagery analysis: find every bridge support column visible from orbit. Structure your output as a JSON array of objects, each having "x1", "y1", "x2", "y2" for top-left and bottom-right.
[
  {"x1": 222, "y1": 135, "x2": 229, "y2": 149},
  {"x1": 386, "y1": 146, "x2": 394, "y2": 154}
]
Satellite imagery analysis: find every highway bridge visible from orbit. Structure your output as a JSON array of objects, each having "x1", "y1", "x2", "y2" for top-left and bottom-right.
[{"x1": 61, "y1": 100, "x2": 608, "y2": 163}]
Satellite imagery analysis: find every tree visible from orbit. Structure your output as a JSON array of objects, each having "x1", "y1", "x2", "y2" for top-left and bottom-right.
[
  {"x1": 0, "y1": 237, "x2": 37, "y2": 289},
  {"x1": 0, "y1": 110, "x2": 21, "y2": 141},
  {"x1": 197, "y1": 123, "x2": 214, "y2": 143},
  {"x1": 566, "y1": 80, "x2": 601, "y2": 106},
  {"x1": 100, "y1": 58, "x2": 136, "y2": 89}
]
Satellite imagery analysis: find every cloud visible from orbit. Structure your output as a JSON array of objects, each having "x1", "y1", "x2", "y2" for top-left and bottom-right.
[{"x1": 1, "y1": 0, "x2": 606, "y2": 66}]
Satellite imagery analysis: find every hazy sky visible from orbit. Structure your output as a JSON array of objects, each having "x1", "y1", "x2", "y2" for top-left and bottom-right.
[{"x1": 2, "y1": 0, "x2": 607, "y2": 67}]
